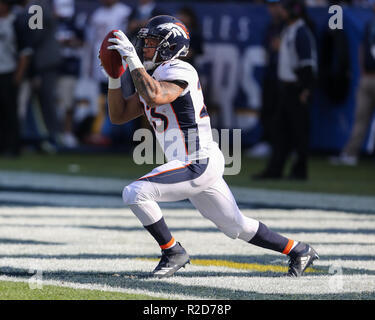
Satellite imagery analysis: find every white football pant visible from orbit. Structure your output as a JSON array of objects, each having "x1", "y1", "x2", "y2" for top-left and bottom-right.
[{"x1": 122, "y1": 143, "x2": 259, "y2": 242}]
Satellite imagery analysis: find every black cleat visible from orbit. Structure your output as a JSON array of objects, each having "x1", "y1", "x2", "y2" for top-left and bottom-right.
[
  {"x1": 287, "y1": 243, "x2": 319, "y2": 277},
  {"x1": 152, "y1": 242, "x2": 190, "y2": 278}
]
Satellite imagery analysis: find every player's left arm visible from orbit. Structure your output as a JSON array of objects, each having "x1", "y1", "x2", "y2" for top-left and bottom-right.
[{"x1": 130, "y1": 68, "x2": 186, "y2": 107}]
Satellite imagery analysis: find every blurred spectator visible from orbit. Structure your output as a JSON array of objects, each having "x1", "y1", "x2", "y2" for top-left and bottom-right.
[
  {"x1": 252, "y1": 0, "x2": 317, "y2": 180},
  {"x1": 176, "y1": 6, "x2": 203, "y2": 68},
  {"x1": 327, "y1": 0, "x2": 353, "y2": 4},
  {"x1": 121, "y1": 0, "x2": 164, "y2": 120},
  {"x1": 54, "y1": 0, "x2": 85, "y2": 149},
  {"x1": 319, "y1": 27, "x2": 351, "y2": 104},
  {"x1": 0, "y1": 0, "x2": 31, "y2": 157},
  {"x1": 127, "y1": 0, "x2": 164, "y2": 40},
  {"x1": 305, "y1": 0, "x2": 328, "y2": 6},
  {"x1": 83, "y1": 0, "x2": 132, "y2": 145},
  {"x1": 86, "y1": 0, "x2": 131, "y2": 89},
  {"x1": 127, "y1": 0, "x2": 164, "y2": 72},
  {"x1": 354, "y1": 0, "x2": 375, "y2": 7},
  {"x1": 330, "y1": 2, "x2": 375, "y2": 166},
  {"x1": 247, "y1": 0, "x2": 284, "y2": 158},
  {"x1": 17, "y1": 0, "x2": 62, "y2": 153}
]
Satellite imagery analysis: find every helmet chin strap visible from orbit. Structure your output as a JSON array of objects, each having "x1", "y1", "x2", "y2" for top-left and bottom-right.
[{"x1": 143, "y1": 50, "x2": 161, "y2": 71}]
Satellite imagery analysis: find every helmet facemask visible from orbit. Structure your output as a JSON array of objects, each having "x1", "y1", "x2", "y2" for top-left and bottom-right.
[
  {"x1": 136, "y1": 30, "x2": 162, "y2": 70},
  {"x1": 136, "y1": 24, "x2": 189, "y2": 70}
]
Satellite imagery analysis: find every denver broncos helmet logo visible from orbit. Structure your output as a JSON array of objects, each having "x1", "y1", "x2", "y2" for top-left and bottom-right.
[{"x1": 156, "y1": 22, "x2": 190, "y2": 39}]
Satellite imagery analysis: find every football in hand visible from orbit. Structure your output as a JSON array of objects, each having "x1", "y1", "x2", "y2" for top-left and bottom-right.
[{"x1": 99, "y1": 30, "x2": 127, "y2": 79}]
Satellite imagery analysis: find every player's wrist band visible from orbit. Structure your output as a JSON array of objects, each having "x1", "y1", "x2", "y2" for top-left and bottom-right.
[
  {"x1": 108, "y1": 77, "x2": 121, "y2": 89},
  {"x1": 125, "y1": 55, "x2": 144, "y2": 72}
]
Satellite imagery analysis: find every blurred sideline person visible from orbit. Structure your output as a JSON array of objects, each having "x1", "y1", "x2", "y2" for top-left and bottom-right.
[
  {"x1": 86, "y1": 0, "x2": 132, "y2": 91},
  {"x1": 305, "y1": 0, "x2": 328, "y2": 5},
  {"x1": 176, "y1": 6, "x2": 203, "y2": 69},
  {"x1": 117, "y1": 0, "x2": 165, "y2": 140},
  {"x1": 126, "y1": 0, "x2": 164, "y2": 96},
  {"x1": 54, "y1": 0, "x2": 85, "y2": 148},
  {"x1": 84, "y1": 0, "x2": 132, "y2": 145},
  {"x1": 24, "y1": 0, "x2": 62, "y2": 153},
  {"x1": 105, "y1": 15, "x2": 319, "y2": 278},
  {"x1": 0, "y1": 0, "x2": 31, "y2": 157},
  {"x1": 253, "y1": 0, "x2": 317, "y2": 180},
  {"x1": 247, "y1": 0, "x2": 284, "y2": 158},
  {"x1": 127, "y1": 0, "x2": 164, "y2": 40},
  {"x1": 330, "y1": 2, "x2": 375, "y2": 166}
]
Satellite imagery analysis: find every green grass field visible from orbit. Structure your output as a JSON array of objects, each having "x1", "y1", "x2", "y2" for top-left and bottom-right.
[
  {"x1": 0, "y1": 152, "x2": 374, "y2": 196},
  {"x1": 0, "y1": 280, "x2": 160, "y2": 300}
]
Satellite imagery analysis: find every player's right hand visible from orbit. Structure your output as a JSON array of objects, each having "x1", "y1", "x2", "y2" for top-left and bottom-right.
[{"x1": 107, "y1": 30, "x2": 136, "y2": 62}]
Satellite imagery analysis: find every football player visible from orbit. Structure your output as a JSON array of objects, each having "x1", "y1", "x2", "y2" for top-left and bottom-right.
[{"x1": 105, "y1": 15, "x2": 319, "y2": 277}]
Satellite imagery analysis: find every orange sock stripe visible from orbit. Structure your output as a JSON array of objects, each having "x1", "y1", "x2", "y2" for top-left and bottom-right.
[
  {"x1": 160, "y1": 237, "x2": 175, "y2": 250},
  {"x1": 282, "y1": 239, "x2": 294, "y2": 254}
]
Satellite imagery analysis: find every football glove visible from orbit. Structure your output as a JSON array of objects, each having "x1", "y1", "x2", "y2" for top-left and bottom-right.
[{"x1": 107, "y1": 30, "x2": 143, "y2": 72}]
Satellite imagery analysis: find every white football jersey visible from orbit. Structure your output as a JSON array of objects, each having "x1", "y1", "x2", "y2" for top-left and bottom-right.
[{"x1": 139, "y1": 59, "x2": 214, "y2": 162}]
